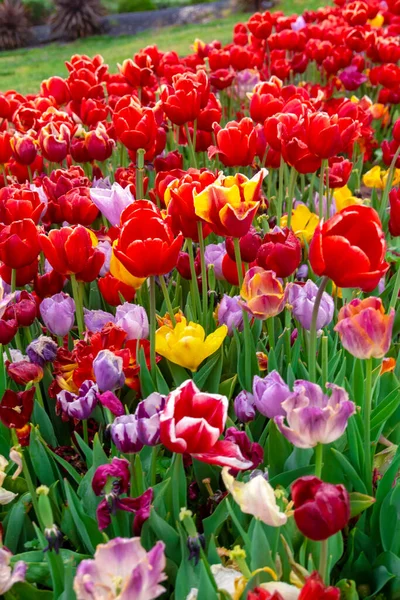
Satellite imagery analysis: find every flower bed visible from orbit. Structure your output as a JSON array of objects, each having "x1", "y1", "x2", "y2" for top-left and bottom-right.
[{"x1": 0, "y1": 2, "x2": 400, "y2": 598}]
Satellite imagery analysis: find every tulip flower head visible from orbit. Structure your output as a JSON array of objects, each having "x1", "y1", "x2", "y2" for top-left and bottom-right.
[
  {"x1": 291, "y1": 476, "x2": 350, "y2": 541},
  {"x1": 155, "y1": 317, "x2": 227, "y2": 372},
  {"x1": 281, "y1": 204, "x2": 319, "y2": 245},
  {"x1": 240, "y1": 267, "x2": 286, "y2": 320},
  {"x1": 287, "y1": 280, "x2": 334, "y2": 331},
  {"x1": 334, "y1": 297, "x2": 394, "y2": 359},
  {"x1": 275, "y1": 380, "x2": 355, "y2": 448},
  {"x1": 194, "y1": 170, "x2": 266, "y2": 238}
]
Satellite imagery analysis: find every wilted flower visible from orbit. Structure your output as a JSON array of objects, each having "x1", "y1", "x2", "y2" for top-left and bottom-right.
[
  {"x1": 253, "y1": 371, "x2": 290, "y2": 419},
  {"x1": 335, "y1": 297, "x2": 394, "y2": 359},
  {"x1": 40, "y1": 292, "x2": 76, "y2": 337},
  {"x1": 222, "y1": 467, "x2": 287, "y2": 527},
  {"x1": 0, "y1": 548, "x2": 27, "y2": 594},
  {"x1": 26, "y1": 336, "x2": 58, "y2": 367},
  {"x1": 275, "y1": 381, "x2": 355, "y2": 448},
  {"x1": 73, "y1": 537, "x2": 166, "y2": 600},
  {"x1": 287, "y1": 280, "x2": 334, "y2": 331}
]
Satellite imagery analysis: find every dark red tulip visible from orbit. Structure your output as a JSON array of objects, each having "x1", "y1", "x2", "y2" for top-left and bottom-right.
[{"x1": 257, "y1": 227, "x2": 301, "y2": 278}]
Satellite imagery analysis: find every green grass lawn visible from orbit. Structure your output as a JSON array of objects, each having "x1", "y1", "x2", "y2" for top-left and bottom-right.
[{"x1": 0, "y1": 1, "x2": 324, "y2": 95}]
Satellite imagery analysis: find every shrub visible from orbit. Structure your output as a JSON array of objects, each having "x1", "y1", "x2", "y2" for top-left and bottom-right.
[
  {"x1": 50, "y1": 0, "x2": 106, "y2": 40},
  {"x1": 23, "y1": 0, "x2": 53, "y2": 25},
  {"x1": 0, "y1": 0, "x2": 31, "y2": 50},
  {"x1": 118, "y1": 0, "x2": 155, "y2": 13}
]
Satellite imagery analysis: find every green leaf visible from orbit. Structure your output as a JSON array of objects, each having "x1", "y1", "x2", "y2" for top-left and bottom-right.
[
  {"x1": 194, "y1": 351, "x2": 222, "y2": 390},
  {"x1": 266, "y1": 422, "x2": 292, "y2": 479},
  {"x1": 330, "y1": 448, "x2": 367, "y2": 493},
  {"x1": 4, "y1": 494, "x2": 28, "y2": 553},
  {"x1": 219, "y1": 375, "x2": 237, "y2": 400},
  {"x1": 203, "y1": 497, "x2": 229, "y2": 538},
  {"x1": 45, "y1": 446, "x2": 82, "y2": 486},
  {"x1": 4, "y1": 582, "x2": 54, "y2": 600},
  {"x1": 28, "y1": 428, "x2": 58, "y2": 487},
  {"x1": 139, "y1": 346, "x2": 156, "y2": 395},
  {"x1": 250, "y1": 519, "x2": 271, "y2": 571},
  {"x1": 371, "y1": 445, "x2": 400, "y2": 541},
  {"x1": 64, "y1": 480, "x2": 103, "y2": 554},
  {"x1": 269, "y1": 465, "x2": 315, "y2": 488},
  {"x1": 197, "y1": 560, "x2": 218, "y2": 600},
  {"x1": 32, "y1": 402, "x2": 57, "y2": 447},
  {"x1": 168, "y1": 360, "x2": 190, "y2": 387},
  {"x1": 148, "y1": 509, "x2": 180, "y2": 561},
  {"x1": 74, "y1": 433, "x2": 93, "y2": 468},
  {"x1": 349, "y1": 492, "x2": 376, "y2": 518},
  {"x1": 371, "y1": 386, "x2": 400, "y2": 440}
]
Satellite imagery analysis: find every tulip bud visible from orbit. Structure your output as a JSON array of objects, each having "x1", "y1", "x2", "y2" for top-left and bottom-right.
[
  {"x1": 11, "y1": 133, "x2": 37, "y2": 166},
  {"x1": 287, "y1": 280, "x2": 334, "y2": 331},
  {"x1": 253, "y1": 371, "x2": 290, "y2": 419},
  {"x1": 177, "y1": 251, "x2": 201, "y2": 280},
  {"x1": 84, "y1": 308, "x2": 115, "y2": 333},
  {"x1": 0, "y1": 318, "x2": 17, "y2": 345},
  {"x1": 40, "y1": 292, "x2": 76, "y2": 337},
  {"x1": 234, "y1": 390, "x2": 256, "y2": 423},
  {"x1": 115, "y1": 303, "x2": 149, "y2": 340},
  {"x1": 136, "y1": 392, "x2": 166, "y2": 446},
  {"x1": 57, "y1": 380, "x2": 98, "y2": 421},
  {"x1": 26, "y1": 336, "x2": 58, "y2": 367},
  {"x1": 217, "y1": 294, "x2": 244, "y2": 334},
  {"x1": 257, "y1": 226, "x2": 301, "y2": 278},
  {"x1": 226, "y1": 229, "x2": 262, "y2": 263},
  {"x1": 93, "y1": 349, "x2": 125, "y2": 392},
  {"x1": 291, "y1": 476, "x2": 350, "y2": 541},
  {"x1": 3, "y1": 291, "x2": 37, "y2": 328},
  {"x1": 111, "y1": 414, "x2": 143, "y2": 453}
]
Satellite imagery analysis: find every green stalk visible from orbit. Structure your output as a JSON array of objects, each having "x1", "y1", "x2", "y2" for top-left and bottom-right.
[
  {"x1": 319, "y1": 538, "x2": 329, "y2": 583},
  {"x1": 184, "y1": 123, "x2": 198, "y2": 169},
  {"x1": 277, "y1": 155, "x2": 285, "y2": 222},
  {"x1": 318, "y1": 159, "x2": 328, "y2": 222},
  {"x1": 197, "y1": 222, "x2": 208, "y2": 331},
  {"x1": 233, "y1": 238, "x2": 252, "y2": 391},
  {"x1": 70, "y1": 274, "x2": 84, "y2": 337},
  {"x1": 136, "y1": 148, "x2": 145, "y2": 199},
  {"x1": 267, "y1": 317, "x2": 275, "y2": 350},
  {"x1": 159, "y1": 276, "x2": 176, "y2": 326},
  {"x1": 150, "y1": 445, "x2": 159, "y2": 487},
  {"x1": 314, "y1": 443, "x2": 323, "y2": 478},
  {"x1": 187, "y1": 238, "x2": 202, "y2": 321},
  {"x1": 286, "y1": 166, "x2": 297, "y2": 229},
  {"x1": 11, "y1": 268, "x2": 17, "y2": 294},
  {"x1": 364, "y1": 358, "x2": 373, "y2": 494},
  {"x1": 149, "y1": 276, "x2": 157, "y2": 378},
  {"x1": 380, "y1": 145, "x2": 400, "y2": 221},
  {"x1": 308, "y1": 276, "x2": 329, "y2": 383},
  {"x1": 389, "y1": 262, "x2": 400, "y2": 310}
]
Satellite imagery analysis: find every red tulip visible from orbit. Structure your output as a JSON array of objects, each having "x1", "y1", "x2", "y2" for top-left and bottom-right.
[
  {"x1": 0, "y1": 94, "x2": 12, "y2": 120},
  {"x1": 79, "y1": 98, "x2": 109, "y2": 127},
  {"x1": 209, "y1": 118, "x2": 257, "y2": 167},
  {"x1": 154, "y1": 150, "x2": 183, "y2": 173},
  {"x1": 39, "y1": 122, "x2": 70, "y2": 163},
  {"x1": 0, "y1": 219, "x2": 40, "y2": 269},
  {"x1": 0, "y1": 318, "x2": 18, "y2": 345},
  {"x1": 209, "y1": 69, "x2": 235, "y2": 90},
  {"x1": 114, "y1": 200, "x2": 183, "y2": 278},
  {"x1": 0, "y1": 387, "x2": 35, "y2": 429},
  {"x1": 299, "y1": 572, "x2": 340, "y2": 600},
  {"x1": 7, "y1": 361, "x2": 43, "y2": 386},
  {"x1": 0, "y1": 259, "x2": 39, "y2": 287},
  {"x1": 39, "y1": 225, "x2": 104, "y2": 281},
  {"x1": 160, "y1": 380, "x2": 253, "y2": 470},
  {"x1": 113, "y1": 95, "x2": 157, "y2": 152},
  {"x1": 97, "y1": 273, "x2": 136, "y2": 306},
  {"x1": 118, "y1": 58, "x2": 153, "y2": 88},
  {"x1": 3, "y1": 291, "x2": 37, "y2": 327},
  {"x1": 34, "y1": 269, "x2": 65, "y2": 299},
  {"x1": 0, "y1": 185, "x2": 44, "y2": 225},
  {"x1": 40, "y1": 76, "x2": 70, "y2": 105},
  {"x1": 226, "y1": 228, "x2": 262, "y2": 263},
  {"x1": 222, "y1": 253, "x2": 245, "y2": 286},
  {"x1": 291, "y1": 476, "x2": 350, "y2": 541},
  {"x1": 176, "y1": 251, "x2": 201, "y2": 280},
  {"x1": 309, "y1": 205, "x2": 389, "y2": 291},
  {"x1": 325, "y1": 157, "x2": 353, "y2": 189},
  {"x1": 58, "y1": 186, "x2": 99, "y2": 226},
  {"x1": 161, "y1": 70, "x2": 209, "y2": 125},
  {"x1": 86, "y1": 123, "x2": 115, "y2": 162},
  {"x1": 0, "y1": 132, "x2": 12, "y2": 164},
  {"x1": 257, "y1": 227, "x2": 301, "y2": 278},
  {"x1": 247, "y1": 11, "x2": 273, "y2": 38},
  {"x1": 10, "y1": 132, "x2": 37, "y2": 166}
]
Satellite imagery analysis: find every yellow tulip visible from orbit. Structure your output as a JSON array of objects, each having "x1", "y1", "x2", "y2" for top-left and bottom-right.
[
  {"x1": 110, "y1": 241, "x2": 145, "y2": 289},
  {"x1": 281, "y1": 204, "x2": 319, "y2": 245},
  {"x1": 363, "y1": 165, "x2": 385, "y2": 189},
  {"x1": 155, "y1": 317, "x2": 227, "y2": 371},
  {"x1": 368, "y1": 13, "x2": 384, "y2": 27},
  {"x1": 333, "y1": 186, "x2": 363, "y2": 212}
]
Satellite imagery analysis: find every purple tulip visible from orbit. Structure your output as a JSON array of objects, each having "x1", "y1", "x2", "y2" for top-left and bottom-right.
[
  {"x1": 137, "y1": 392, "x2": 166, "y2": 446},
  {"x1": 287, "y1": 280, "x2": 334, "y2": 331},
  {"x1": 40, "y1": 292, "x2": 76, "y2": 337},
  {"x1": 296, "y1": 264, "x2": 308, "y2": 279},
  {"x1": 26, "y1": 336, "x2": 58, "y2": 366},
  {"x1": 339, "y1": 66, "x2": 368, "y2": 91},
  {"x1": 234, "y1": 390, "x2": 256, "y2": 423},
  {"x1": 111, "y1": 414, "x2": 143, "y2": 453},
  {"x1": 115, "y1": 303, "x2": 149, "y2": 340},
  {"x1": 73, "y1": 537, "x2": 166, "y2": 600},
  {"x1": 57, "y1": 380, "x2": 98, "y2": 420},
  {"x1": 97, "y1": 391, "x2": 125, "y2": 416},
  {"x1": 217, "y1": 295, "x2": 244, "y2": 335},
  {"x1": 253, "y1": 371, "x2": 290, "y2": 419},
  {"x1": 84, "y1": 308, "x2": 115, "y2": 333},
  {"x1": 0, "y1": 547, "x2": 27, "y2": 595},
  {"x1": 90, "y1": 182, "x2": 134, "y2": 227},
  {"x1": 204, "y1": 242, "x2": 226, "y2": 280},
  {"x1": 93, "y1": 349, "x2": 125, "y2": 392},
  {"x1": 275, "y1": 381, "x2": 356, "y2": 448}
]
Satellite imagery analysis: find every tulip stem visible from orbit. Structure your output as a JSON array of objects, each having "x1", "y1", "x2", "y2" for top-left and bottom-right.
[
  {"x1": 318, "y1": 538, "x2": 328, "y2": 584},
  {"x1": 70, "y1": 274, "x2": 84, "y2": 338},
  {"x1": 286, "y1": 167, "x2": 297, "y2": 229},
  {"x1": 184, "y1": 123, "x2": 198, "y2": 169},
  {"x1": 187, "y1": 238, "x2": 202, "y2": 321},
  {"x1": 308, "y1": 276, "x2": 329, "y2": 383},
  {"x1": 197, "y1": 222, "x2": 208, "y2": 331},
  {"x1": 389, "y1": 262, "x2": 400, "y2": 310},
  {"x1": 233, "y1": 238, "x2": 252, "y2": 391},
  {"x1": 314, "y1": 443, "x2": 323, "y2": 478},
  {"x1": 318, "y1": 159, "x2": 328, "y2": 222},
  {"x1": 159, "y1": 276, "x2": 176, "y2": 327},
  {"x1": 277, "y1": 155, "x2": 284, "y2": 222},
  {"x1": 364, "y1": 358, "x2": 373, "y2": 494},
  {"x1": 136, "y1": 148, "x2": 145, "y2": 199},
  {"x1": 82, "y1": 420, "x2": 89, "y2": 447},
  {"x1": 11, "y1": 268, "x2": 17, "y2": 294},
  {"x1": 150, "y1": 445, "x2": 159, "y2": 487},
  {"x1": 267, "y1": 317, "x2": 275, "y2": 350},
  {"x1": 149, "y1": 275, "x2": 157, "y2": 378}
]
